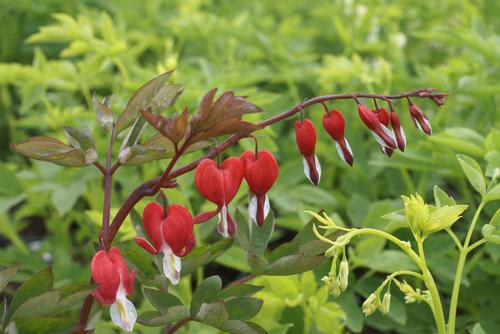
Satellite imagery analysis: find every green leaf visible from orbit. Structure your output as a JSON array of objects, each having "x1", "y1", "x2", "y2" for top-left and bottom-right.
[
  {"x1": 181, "y1": 239, "x2": 234, "y2": 276},
  {"x1": 235, "y1": 209, "x2": 250, "y2": 252},
  {"x1": 489, "y1": 209, "x2": 500, "y2": 227},
  {"x1": 226, "y1": 297, "x2": 263, "y2": 321},
  {"x1": 223, "y1": 320, "x2": 268, "y2": 334},
  {"x1": 0, "y1": 165, "x2": 23, "y2": 197},
  {"x1": 114, "y1": 71, "x2": 174, "y2": 136},
  {"x1": 249, "y1": 211, "x2": 275, "y2": 258},
  {"x1": 457, "y1": 154, "x2": 486, "y2": 195},
  {"x1": 190, "y1": 276, "x2": 222, "y2": 316},
  {"x1": 92, "y1": 93, "x2": 114, "y2": 131},
  {"x1": 63, "y1": 125, "x2": 94, "y2": 150},
  {"x1": 7, "y1": 268, "x2": 53, "y2": 320},
  {"x1": 221, "y1": 284, "x2": 264, "y2": 299},
  {"x1": 0, "y1": 264, "x2": 21, "y2": 293},
  {"x1": 362, "y1": 250, "x2": 417, "y2": 273},
  {"x1": 196, "y1": 301, "x2": 229, "y2": 327},
  {"x1": 11, "y1": 137, "x2": 88, "y2": 167},
  {"x1": 12, "y1": 291, "x2": 60, "y2": 319},
  {"x1": 143, "y1": 288, "x2": 182, "y2": 311},
  {"x1": 484, "y1": 183, "x2": 500, "y2": 203},
  {"x1": 14, "y1": 317, "x2": 74, "y2": 334},
  {"x1": 427, "y1": 204, "x2": 468, "y2": 234},
  {"x1": 137, "y1": 306, "x2": 189, "y2": 326},
  {"x1": 264, "y1": 254, "x2": 325, "y2": 275},
  {"x1": 471, "y1": 323, "x2": 487, "y2": 334},
  {"x1": 433, "y1": 185, "x2": 456, "y2": 207},
  {"x1": 150, "y1": 84, "x2": 184, "y2": 113}
]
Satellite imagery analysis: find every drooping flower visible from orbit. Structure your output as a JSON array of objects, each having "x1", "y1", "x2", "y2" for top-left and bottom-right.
[
  {"x1": 91, "y1": 247, "x2": 137, "y2": 332},
  {"x1": 390, "y1": 110, "x2": 406, "y2": 151},
  {"x1": 322, "y1": 109, "x2": 354, "y2": 166},
  {"x1": 357, "y1": 102, "x2": 397, "y2": 149},
  {"x1": 371, "y1": 108, "x2": 394, "y2": 157},
  {"x1": 135, "y1": 202, "x2": 195, "y2": 285},
  {"x1": 294, "y1": 119, "x2": 321, "y2": 185},
  {"x1": 194, "y1": 157, "x2": 244, "y2": 237},
  {"x1": 240, "y1": 150, "x2": 279, "y2": 227},
  {"x1": 408, "y1": 102, "x2": 432, "y2": 135}
]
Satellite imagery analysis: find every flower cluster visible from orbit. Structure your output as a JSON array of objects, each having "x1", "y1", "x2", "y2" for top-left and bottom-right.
[
  {"x1": 294, "y1": 99, "x2": 431, "y2": 184},
  {"x1": 194, "y1": 149, "x2": 279, "y2": 236}
]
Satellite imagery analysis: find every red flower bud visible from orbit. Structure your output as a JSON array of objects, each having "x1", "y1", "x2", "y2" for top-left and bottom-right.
[
  {"x1": 390, "y1": 110, "x2": 406, "y2": 151},
  {"x1": 358, "y1": 103, "x2": 397, "y2": 149},
  {"x1": 240, "y1": 150, "x2": 279, "y2": 227},
  {"x1": 409, "y1": 103, "x2": 432, "y2": 135},
  {"x1": 194, "y1": 157, "x2": 243, "y2": 237},
  {"x1": 135, "y1": 202, "x2": 195, "y2": 284},
  {"x1": 294, "y1": 119, "x2": 321, "y2": 185},
  {"x1": 322, "y1": 109, "x2": 354, "y2": 166},
  {"x1": 372, "y1": 108, "x2": 394, "y2": 156},
  {"x1": 91, "y1": 247, "x2": 136, "y2": 331}
]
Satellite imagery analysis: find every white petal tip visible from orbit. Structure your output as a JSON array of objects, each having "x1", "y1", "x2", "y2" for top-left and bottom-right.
[{"x1": 110, "y1": 296, "x2": 137, "y2": 332}]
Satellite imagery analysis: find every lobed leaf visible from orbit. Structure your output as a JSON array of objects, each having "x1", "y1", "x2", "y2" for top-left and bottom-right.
[{"x1": 187, "y1": 89, "x2": 262, "y2": 144}]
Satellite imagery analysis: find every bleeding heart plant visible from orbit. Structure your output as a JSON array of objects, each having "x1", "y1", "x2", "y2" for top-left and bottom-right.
[{"x1": 9, "y1": 70, "x2": 450, "y2": 333}]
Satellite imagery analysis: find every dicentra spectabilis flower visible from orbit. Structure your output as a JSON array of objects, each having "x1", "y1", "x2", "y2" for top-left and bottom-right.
[
  {"x1": 390, "y1": 110, "x2": 406, "y2": 151},
  {"x1": 91, "y1": 247, "x2": 136, "y2": 332},
  {"x1": 371, "y1": 108, "x2": 394, "y2": 157},
  {"x1": 240, "y1": 150, "x2": 279, "y2": 227},
  {"x1": 135, "y1": 202, "x2": 195, "y2": 285},
  {"x1": 294, "y1": 119, "x2": 321, "y2": 185},
  {"x1": 322, "y1": 109, "x2": 354, "y2": 166},
  {"x1": 357, "y1": 102, "x2": 397, "y2": 149},
  {"x1": 194, "y1": 157, "x2": 244, "y2": 237},
  {"x1": 408, "y1": 101, "x2": 432, "y2": 135}
]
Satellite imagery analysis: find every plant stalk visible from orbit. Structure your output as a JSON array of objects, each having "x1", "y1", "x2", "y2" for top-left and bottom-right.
[{"x1": 447, "y1": 201, "x2": 485, "y2": 334}]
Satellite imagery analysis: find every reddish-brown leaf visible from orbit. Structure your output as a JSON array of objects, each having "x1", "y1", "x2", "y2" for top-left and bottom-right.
[
  {"x1": 188, "y1": 89, "x2": 262, "y2": 144},
  {"x1": 140, "y1": 108, "x2": 188, "y2": 145}
]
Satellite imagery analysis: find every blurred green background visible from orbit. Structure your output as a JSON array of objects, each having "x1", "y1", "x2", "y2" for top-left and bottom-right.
[{"x1": 1, "y1": 0, "x2": 499, "y2": 333}]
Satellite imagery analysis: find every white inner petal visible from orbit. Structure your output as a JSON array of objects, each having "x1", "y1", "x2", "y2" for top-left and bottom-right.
[
  {"x1": 110, "y1": 285, "x2": 137, "y2": 332},
  {"x1": 248, "y1": 194, "x2": 258, "y2": 225},
  {"x1": 422, "y1": 118, "x2": 432, "y2": 134},
  {"x1": 263, "y1": 194, "x2": 270, "y2": 220},
  {"x1": 400, "y1": 127, "x2": 407, "y2": 146},
  {"x1": 162, "y1": 245, "x2": 181, "y2": 285},
  {"x1": 315, "y1": 155, "x2": 322, "y2": 183},
  {"x1": 335, "y1": 141, "x2": 347, "y2": 163},
  {"x1": 217, "y1": 205, "x2": 230, "y2": 238},
  {"x1": 302, "y1": 157, "x2": 311, "y2": 182}
]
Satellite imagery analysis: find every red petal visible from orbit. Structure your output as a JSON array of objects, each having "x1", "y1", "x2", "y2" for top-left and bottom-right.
[
  {"x1": 142, "y1": 202, "x2": 164, "y2": 251},
  {"x1": 221, "y1": 157, "x2": 244, "y2": 202},
  {"x1": 294, "y1": 119, "x2": 316, "y2": 156},
  {"x1": 323, "y1": 109, "x2": 345, "y2": 141},
  {"x1": 194, "y1": 208, "x2": 221, "y2": 224},
  {"x1": 134, "y1": 237, "x2": 159, "y2": 255},
  {"x1": 163, "y1": 204, "x2": 194, "y2": 257},
  {"x1": 91, "y1": 249, "x2": 120, "y2": 305},
  {"x1": 194, "y1": 159, "x2": 225, "y2": 205},
  {"x1": 240, "y1": 150, "x2": 278, "y2": 195}
]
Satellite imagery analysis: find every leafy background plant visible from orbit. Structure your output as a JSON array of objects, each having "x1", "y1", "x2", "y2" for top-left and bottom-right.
[{"x1": 0, "y1": 0, "x2": 499, "y2": 333}]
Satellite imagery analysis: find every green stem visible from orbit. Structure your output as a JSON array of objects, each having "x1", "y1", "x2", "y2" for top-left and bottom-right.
[
  {"x1": 447, "y1": 202, "x2": 485, "y2": 334},
  {"x1": 417, "y1": 239, "x2": 446, "y2": 334}
]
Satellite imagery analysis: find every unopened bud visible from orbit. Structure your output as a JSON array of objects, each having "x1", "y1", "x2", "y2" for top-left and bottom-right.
[
  {"x1": 339, "y1": 260, "x2": 349, "y2": 291},
  {"x1": 379, "y1": 292, "x2": 391, "y2": 314},
  {"x1": 362, "y1": 293, "x2": 379, "y2": 316}
]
